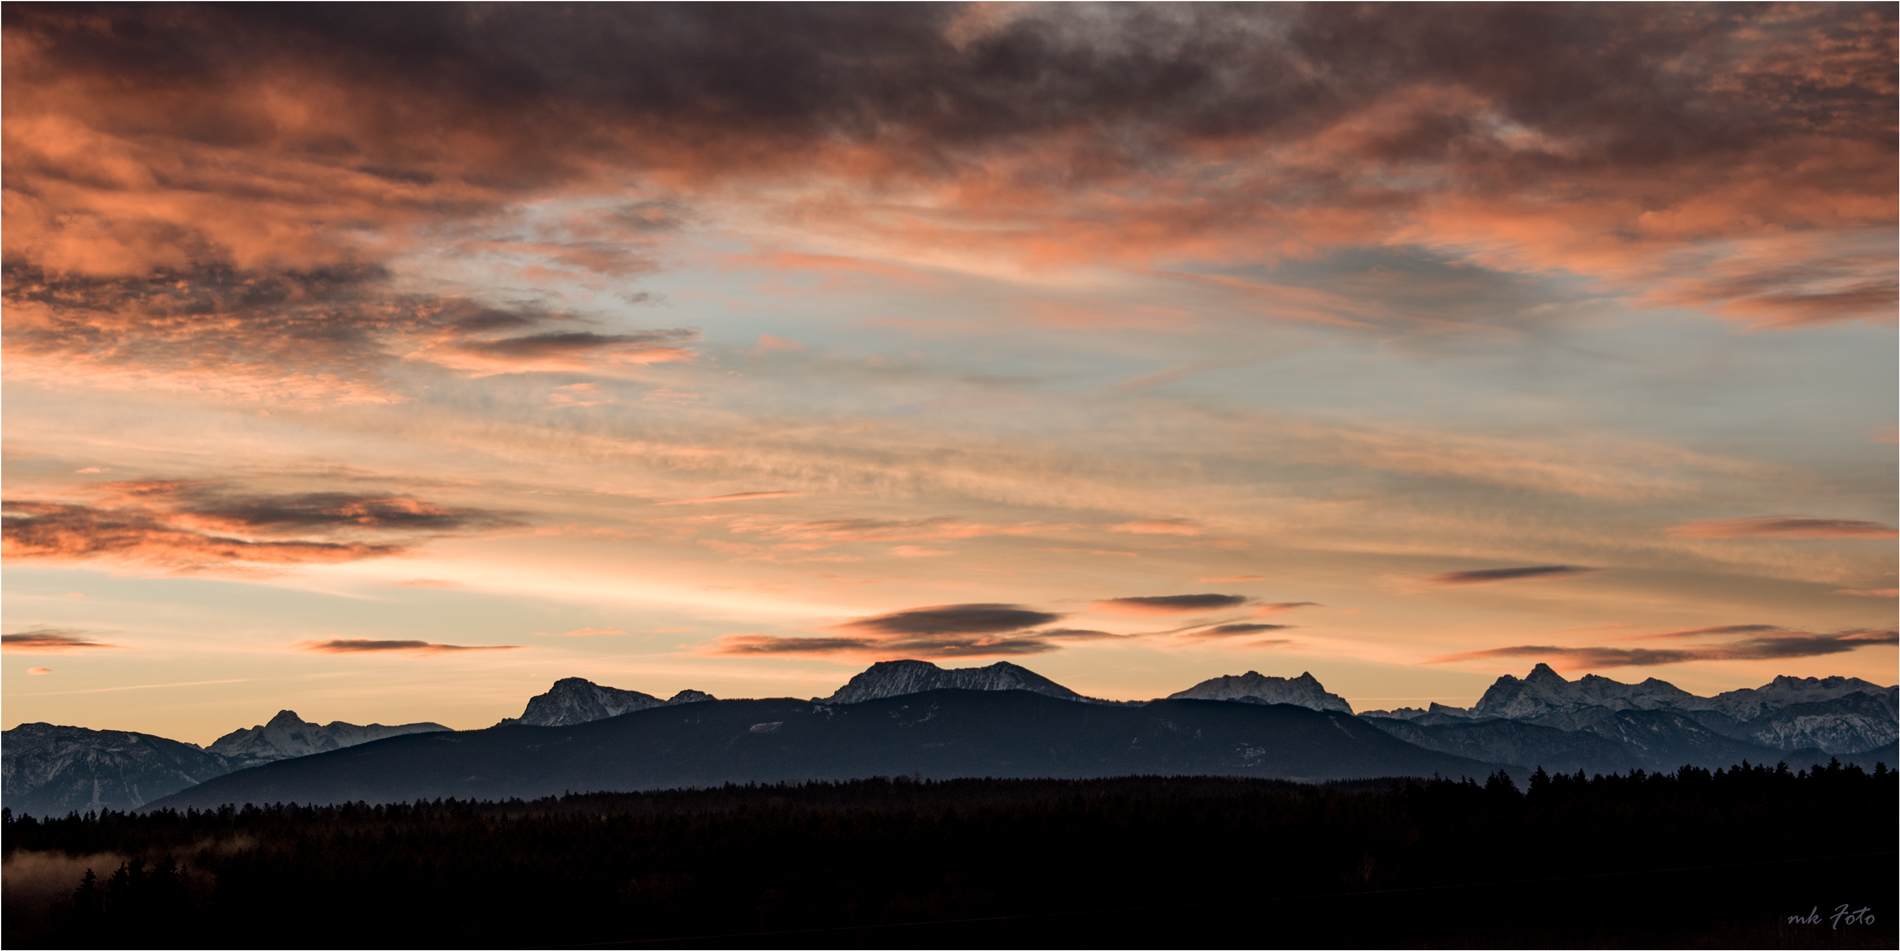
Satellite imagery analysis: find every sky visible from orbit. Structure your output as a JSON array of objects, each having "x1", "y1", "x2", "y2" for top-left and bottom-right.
[{"x1": 3, "y1": 3, "x2": 1895, "y2": 745}]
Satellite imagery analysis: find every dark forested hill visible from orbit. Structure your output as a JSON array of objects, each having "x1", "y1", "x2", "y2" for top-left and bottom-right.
[
  {"x1": 6, "y1": 767, "x2": 1894, "y2": 948},
  {"x1": 144, "y1": 690, "x2": 1502, "y2": 811}
]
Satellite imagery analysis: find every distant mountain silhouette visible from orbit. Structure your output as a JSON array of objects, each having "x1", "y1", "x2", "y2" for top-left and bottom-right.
[
  {"x1": 144, "y1": 690, "x2": 1504, "y2": 811},
  {"x1": 1361, "y1": 665, "x2": 1898, "y2": 774},
  {"x1": 1168, "y1": 671, "x2": 1352, "y2": 713},
  {"x1": 209, "y1": 711, "x2": 449, "y2": 767},
  {"x1": 499, "y1": 679, "x2": 715, "y2": 727},
  {"x1": 2, "y1": 712, "x2": 446, "y2": 816},
  {"x1": 822, "y1": 660, "x2": 1089, "y2": 704},
  {"x1": 2, "y1": 723, "x2": 231, "y2": 815},
  {"x1": 12, "y1": 662, "x2": 1894, "y2": 818}
]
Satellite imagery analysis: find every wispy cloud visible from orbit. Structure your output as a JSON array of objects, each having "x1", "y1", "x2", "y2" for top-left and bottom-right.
[
  {"x1": 1669, "y1": 516, "x2": 1898, "y2": 539},
  {"x1": 1, "y1": 628, "x2": 124, "y2": 652},
  {"x1": 1181, "y1": 622, "x2": 1292, "y2": 639},
  {"x1": 2, "y1": 481, "x2": 511, "y2": 572},
  {"x1": 655, "y1": 491, "x2": 807, "y2": 506},
  {"x1": 1109, "y1": 519, "x2": 1203, "y2": 536},
  {"x1": 1425, "y1": 566, "x2": 1596, "y2": 586},
  {"x1": 710, "y1": 602, "x2": 1079, "y2": 659},
  {"x1": 298, "y1": 639, "x2": 523, "y2": 654},
  {"x1": 1252, "y1": 602, "x2": 1321, "y2": 616},
  {"x1": 1436, "y1": 629, "x2": 1897, "y2": 668},
  {"x1": 1094, "y1": 594, "x2": 1250, "y2": 616}
]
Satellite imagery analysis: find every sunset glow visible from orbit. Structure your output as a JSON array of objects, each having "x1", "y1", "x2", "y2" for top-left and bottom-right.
[{"x1": 3, "y1": 4, "x2": 1894, "y2": 743}]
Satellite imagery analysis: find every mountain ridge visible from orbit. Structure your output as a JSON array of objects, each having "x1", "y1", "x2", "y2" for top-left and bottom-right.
[
  {"x1": 1168, "y1": 670, "x2": 1353, "y2": 713},
  {"x1": 143, "y1": 690, "x2": 1509, "y2": 811}
]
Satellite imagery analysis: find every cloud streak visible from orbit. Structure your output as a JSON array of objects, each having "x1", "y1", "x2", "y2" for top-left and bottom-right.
[
  {"x1": 1094, "y1": 594, "x2": 1250, "y2": 616},
  {"x1": 299, "y1": 639, "x2": 522, "y2": 654},
  {"x1": 1, "y1": 629, "x2": 124, "y2": 653},
  {"x1": 1437, "y1": 629, "x2": 1897, "y2": 668},
  {"x1": 1, "y1": 481, "x2": 510, "y2": 571},
  {"x1": 710, "y1": 602, "x2": 1081, "y2": 659},
  {"x1": 1668, "y1": 516, "x2": 1898, "y2": 539},
  {"x1": 1426, "y1": 566, "x2": 1596, "y2": 586}
]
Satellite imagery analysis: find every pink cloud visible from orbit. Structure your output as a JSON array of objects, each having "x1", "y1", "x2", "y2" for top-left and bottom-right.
[{"x1": 534, "y1": 627, "x2": 628, "y2": 637}]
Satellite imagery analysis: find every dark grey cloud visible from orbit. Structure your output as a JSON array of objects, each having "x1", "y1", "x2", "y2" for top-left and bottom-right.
[
  {"x1": 841, "y1": 604, "x2": 1062, "y2": 636},
  {"x1": 1095, "y1": 594, "x2": 1250, "y2": 614},
  {"x1": 300, "y1": 639, "x2": 521, "y2": 654},
  {"x1": 1187, "y1": 622, "x2": 1293, "y2": 638},
  {"x1": 1427, "y1": 565, "x2": 1596, "y2": 586},
  {"x1": 713, "y1": 601, "x2": 1082, "y2": 658},
  {"x1": 713, "y1": 634, "x2": 1058, "y2": 658},
  {"x1": 13, "y1": 4, "x2": 1891, "y2": 198},
  {"x1": 0, "y1": 628, "x2": 123, "y2": 652},
  {"x1": 1439, "y1": 629, "x2": 1896, "y2": 668},
  {"x1": 450, "y1": 330, "x2": 696, "y2": 359}
]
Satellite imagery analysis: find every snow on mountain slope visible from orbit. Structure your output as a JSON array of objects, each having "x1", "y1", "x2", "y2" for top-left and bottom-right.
[
  {"x1": 822, "y1": 660, "x2": 1087, "y2": 704},
  {"x1": 1167, "y1": 671, "x2": 1353, "y2": 714},
  {"x1": 208, "y1": 711, "x2": 451, "y2": 767},
  {"x1": 2, "y1": 723, "x2": 232, "y2": 816},
  {"x1": 1362, "y1": 666, "x2": 1898, "y2": 756},
  {"x1": 502, "y1": 679, "x2": 717, "y2": 727}
]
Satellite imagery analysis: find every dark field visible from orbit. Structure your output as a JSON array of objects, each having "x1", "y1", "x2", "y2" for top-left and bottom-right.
[{"x1": 4, "y1": 762, "x2": 1894, "y2": 949}]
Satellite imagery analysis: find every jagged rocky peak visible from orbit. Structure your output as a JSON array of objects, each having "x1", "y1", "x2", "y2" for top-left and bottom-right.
[
  {"x1": 1470, "y1": 665, "x2": 1704, "y2": 720},
  {"x1": 667, "y1": 689, "x2": 716, "y2": 705},
  {"x1": 823, "y1": 659, "x2": 1086, "y2": 705},
  {"x1": 510, "y1": 678, "x2": 667, "y2": 727},
  {"x1": 207, "y1": 710, "x2": 449, "y2": 767},
  {"x1": 1167, "y1": 671, "x2": 1354, "y2": 714}
]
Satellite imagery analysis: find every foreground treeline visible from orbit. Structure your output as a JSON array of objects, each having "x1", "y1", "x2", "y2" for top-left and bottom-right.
[{"x1": 4, "y1": 762, "x2": 1895, "y2": 948}]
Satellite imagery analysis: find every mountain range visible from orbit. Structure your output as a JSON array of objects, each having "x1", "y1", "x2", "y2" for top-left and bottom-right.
[
  {"x1": 0, "y1": 711, "x2": 446, "y2": 816},
  {"x1": 1358, "y1": 663, "x2": 1897, "y2": 771},
  {"x1": 3, "y1": 660, "x2": 1892, "y2": 817}
]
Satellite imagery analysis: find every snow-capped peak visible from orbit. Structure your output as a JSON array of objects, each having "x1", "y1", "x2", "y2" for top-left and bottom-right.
[
  {"x1": 1166, "y1": 670, "x2": 1354, "y2": 714},
  {"x1": 822, "y1": 659, "x2": 1086, "y2": 704}
]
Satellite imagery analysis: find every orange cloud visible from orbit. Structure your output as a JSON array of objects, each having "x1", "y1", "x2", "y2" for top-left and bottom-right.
[
  {"x1": 2, "y1": 482, "x2": 509, "y2": 571},
  {"x1": 1252, "y1": 602, "x2": 1322, "y2": 616},
  {"x1": 1109, "y1": 519, "x2": 1204, "y2": 536},
  {"x1": 548, "y1": 382, "x2": 613, "y2": 407},
  {"x1": 1837, "y1": 588, "x2": 1899, "y2": 598},
  {"x1": 26, "y1": 668, "x2": 52, "y2": 675},
  {"x1": 534, "y1": 627, "x2": 628, "y2": 637},
  {"x1": 1668, "y1": 516, "x2": 1898, "y2": 539},
  {"x1": 4, "y1": 4, "x2": 1888, "y2": 381},
  {"x1": 654, "y1": 491, "x2": 805, "y2": 506}
]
